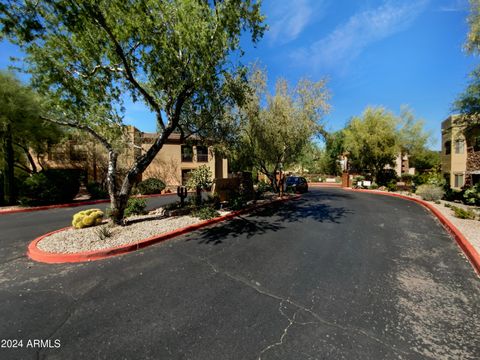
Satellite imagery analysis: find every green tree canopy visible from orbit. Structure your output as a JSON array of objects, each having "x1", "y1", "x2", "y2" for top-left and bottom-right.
[
  {"x1": 0, "y1": 71, "x2": 63, "y2": 204},
  {"x1": 323, "y1": 130, "x2": 345, "y2": 176},
  {"x1": 453, "y1": 0, "x2": 480, "y2": 124},
  {"x1": 1, "y1": 0, "x2": 265, "y2": 222},
  {"x1": 236, "y1": 68, "x2": 330, "y2": 190},
  {"x1": 343, "y1": 107, "x2": 398, "y2": 180}
]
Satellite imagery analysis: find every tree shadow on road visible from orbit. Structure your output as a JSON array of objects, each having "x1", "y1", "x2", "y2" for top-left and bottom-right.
[{"x1": 188, "y1": 191, "x2": 353, "y2": 245}]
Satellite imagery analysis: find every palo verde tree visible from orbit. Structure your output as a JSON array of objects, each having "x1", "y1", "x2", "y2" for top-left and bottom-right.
[
  {"x1": 343, "y1": 107, "x2": 399, "y2": 181},
  {"x1": 237, "y1": 68, "x2": 330, "y2": 191},
  {"x1": 0, "y1": 71, "x2": 62, "y2": 205},
  {"x1": 1, "y1": 0, "x2": 265, "y2": 223}
]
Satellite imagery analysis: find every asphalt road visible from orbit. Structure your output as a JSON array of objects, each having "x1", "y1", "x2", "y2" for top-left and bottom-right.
[{"x1": 0, "y1": 188, "x2": 479, "y2": 360}]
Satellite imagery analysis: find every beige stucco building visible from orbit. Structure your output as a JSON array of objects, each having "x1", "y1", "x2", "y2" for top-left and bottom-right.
[
  {"x1": 37, "y1": 126, "x2": 228, "y2": 189},
  {"x1": 441, "y1": 116, "x2": 468, "y2": 189}
]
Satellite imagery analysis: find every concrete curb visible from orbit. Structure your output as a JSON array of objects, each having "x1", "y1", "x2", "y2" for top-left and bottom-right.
[
  {"x1": 309, "y1": 182, "x2": 342, "y2": 187},
  {"x1": 27, "y1": 195, "x2": 301, "y2": 264},
  {"x1": 0, "y1": 192, "x2": 191, "y2": 215},
  {"x1": 347, "y1": 188, "x2": 480, "y2": 275}
]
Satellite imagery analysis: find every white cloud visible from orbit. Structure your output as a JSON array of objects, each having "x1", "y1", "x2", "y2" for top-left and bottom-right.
[
  {"x1": 438, "y1": 0, "x2": 469, "y2": 12},
  {"x1": 291, "y1": 0, "x2": 429, "y2": 72},
  {"x1": 266, "y1": 0, "x2": 325, "y2": 45}
]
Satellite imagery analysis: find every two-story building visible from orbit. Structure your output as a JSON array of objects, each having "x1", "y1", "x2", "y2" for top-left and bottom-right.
[
  {"x1": 441, "y1": 115, "x2": 480, "y2": 188},
  {"x1": 38, "y1": 126, "x2": 228, "y2": 189}
]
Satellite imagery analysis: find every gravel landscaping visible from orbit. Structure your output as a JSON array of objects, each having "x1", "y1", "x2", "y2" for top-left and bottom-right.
[{"x1": 37, "y1": 210, "x2": 230, "y2": 254}]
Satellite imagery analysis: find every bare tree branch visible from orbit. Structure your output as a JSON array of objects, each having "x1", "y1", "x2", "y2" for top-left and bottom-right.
[
  {"x1": 86, "y1": 4, "x2": 166, "y2": 130},
  {"x1": 40, "y1": 116, "x2": 113, "y2": 152}
]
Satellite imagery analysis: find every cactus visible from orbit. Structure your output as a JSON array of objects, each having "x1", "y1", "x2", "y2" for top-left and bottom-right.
[
  {"x1": 177, "y1": 186, "x2": 188, "y2": 207},
  {"x1": 72, "y1": 208, "x2": 104, "y2": 229}
]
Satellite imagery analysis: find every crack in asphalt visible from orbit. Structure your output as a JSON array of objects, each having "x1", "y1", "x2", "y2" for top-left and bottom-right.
[
  {"x1": 190, "y1": 254, "x2": 414, "y2": 359},
  {"x1": 258, "y1": 301, "x2": 317, "y2": 360}
]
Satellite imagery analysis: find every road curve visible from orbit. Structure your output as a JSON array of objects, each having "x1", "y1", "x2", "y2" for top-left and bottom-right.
[{"x1": 0, "y1": 188, "x2": 479, "y2": 359}]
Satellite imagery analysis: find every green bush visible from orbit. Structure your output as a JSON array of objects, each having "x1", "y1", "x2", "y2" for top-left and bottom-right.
[
  {"x1": 369, "y1": 182, "x2": 379, "y2": 189},
  {"x1": 376, "y1": 170, "x2": 398, "y2": 187},
  {"x1": 87, "y1": 182, "x2": 108, "y2": 199},
  {"x1": 400, "y1": 173, "x2": 414, "y2": 185},
  {"x1": 135, "y1": 178, "x2": 166, "y2": 195},
  {"x1": 451, "y1": 205, "x2": 476, "y2": 220},
  {"x1": 72, "y1": 208, "x2": 104, "y2": 229},
  {"x1": 229, "y1": 192, "x2": 247, "y2": 210},
  {"x1": 416, "y1": 184, "x2": 444, "y2": 201},
  {"x1": 20, "y1": 169, "x2": 81, "y2": 205},
  {"x1": 124, "y1": 198, "x2": 147, "y2": 217},
  {"x1": 413, "y1": 172, "x2": 446, "y2": 188},
  {"x1": 193, "y1": 206, "x2": 220, "y2": 220},
  {"x1": 463, "y1": 183, "x2": 480, "y2": 206},
  {"x1": 205, "y1": 193, "x2": 221, "y2": 209},
  {"x1": 443, "y1": 185, "x2": 464, "y2": 202},
  {"x1": 386, "y1": 180, "x2": 398, "y2": 192}
]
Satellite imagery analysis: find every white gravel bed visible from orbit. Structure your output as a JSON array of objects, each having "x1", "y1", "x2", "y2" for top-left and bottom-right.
[{"x1": 37, "y1": 211, "x2": 230, "y2": 254}]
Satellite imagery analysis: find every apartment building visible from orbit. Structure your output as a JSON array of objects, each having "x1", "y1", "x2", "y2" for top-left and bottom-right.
[
  {"x1": 441, "y1": 115, "x2": 480, "y2": 188},
  {"x1": 38, "y1": 126, "x2": 228, "y2": 189}
]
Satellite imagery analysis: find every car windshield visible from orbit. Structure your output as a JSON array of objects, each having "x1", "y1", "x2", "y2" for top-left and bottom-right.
[{"x1": 286, "y1": 177, "x2": 299, "y2": 185}]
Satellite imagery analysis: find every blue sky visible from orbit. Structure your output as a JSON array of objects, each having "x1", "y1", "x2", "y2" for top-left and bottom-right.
[{"x1": 0, "y1": 0, "x2": 477, "y2": 149}]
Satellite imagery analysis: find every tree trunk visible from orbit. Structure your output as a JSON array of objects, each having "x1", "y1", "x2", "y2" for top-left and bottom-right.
[
  {"x1": 109, "y1": 126, "x2": 175, "y2": 224},
  {"x1": 3, "y1": 123, "x2": 15, "y2": 205},
  {"x1": 106, "y1": 151, "x2": 125, "y2": 224},
  {"x1": 25, "y1": 148, "x2": 37, "y2": 174}
]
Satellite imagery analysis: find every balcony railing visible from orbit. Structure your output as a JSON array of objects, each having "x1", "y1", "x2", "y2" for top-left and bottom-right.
[{"x1": 197, "y1": 153, "x2": 208, "y2": 162}]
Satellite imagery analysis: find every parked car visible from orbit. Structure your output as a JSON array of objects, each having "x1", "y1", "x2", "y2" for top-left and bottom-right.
[{"x1": 285, "y1": 176, "x2": 308, "y2": 193}]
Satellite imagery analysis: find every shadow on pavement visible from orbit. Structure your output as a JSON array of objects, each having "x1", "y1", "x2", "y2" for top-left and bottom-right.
[{"x1": 189, "y1": 191, "x2": 353, "y2": 245}]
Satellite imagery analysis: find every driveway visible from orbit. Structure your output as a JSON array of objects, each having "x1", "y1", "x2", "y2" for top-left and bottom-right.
[{"x1": 0, "y1": 188, "x2": 479, "y2": 359}]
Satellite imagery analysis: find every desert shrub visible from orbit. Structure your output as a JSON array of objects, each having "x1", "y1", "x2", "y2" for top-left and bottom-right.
[
  {"x1": 451, "y1": 205, "x2": 476, "y2": 220},
  {"x1": 124, "y1": 198, "x2": 147, "y2": 217},
  {"x1": 87, "y1": 182, "x2": 108, "y2": 199},
  {"x1": 443, "y1": 185, "x2": 464, "y2": 202},
  {"x1": 463, "y1": 183, "x2": 480, "y2": 206},
  {"x1": 413, "y1": 172, "x2": 446, "y2": 188},
  {"x1": 369, "y1": 182, "x2": 379, "y2": 189},
  {"x1": 376, "y1": 169, "x2": 398, "y2": 187},
  {"x1": 255, "y1": 181, "x2": 273, "y2": 199},
  {"x1": 229, "y1": 192, "x2": 247, "y2": 210},
  {"x1": 135, "y1": 178, "x2": 166, "y2": 195},
  {"x1": 186, "y1": 165, "x2": 213, "y2": 191},
  {"x1": 205, "y1": 193, "x2": 221, "y2": 209},
  {"x1": 192, "y1": 206, "x2": 220, "y2": 220},
  {"x1": 72, "y1": 209, "x2": 104, "y2": 229},
  {"x1": 95, "y1": 225, "x2": 112, "y2": 240},
  {"x1": 400, "y1": 173, "x2": 414, "y2": 185},
  {"x1": 416, "y1": 184, "x2": 445, "y2": 201},
  {"x1": 386, "y1": 180, "x2": 398, "y2": 192},
  {"x1": 20, "y1": 169, "x2": 81, "y2": 205}
]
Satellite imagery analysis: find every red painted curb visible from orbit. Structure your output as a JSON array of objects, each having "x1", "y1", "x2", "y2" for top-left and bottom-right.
[
  {"x1": 27, "y1": 195, "x2": 301, "y2": 264},
  {"x1": 347, "y1": 188, "x2": 480, "y2": 275},
  {"x1": 0, "y1": 192, "x2": 192, "y2": 215}
]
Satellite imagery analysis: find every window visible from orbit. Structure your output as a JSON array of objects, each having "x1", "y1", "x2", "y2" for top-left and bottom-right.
[
  {"x1": 181, "y1": 169, "x2": 192, "y2": 185},
  {"x1": 454, "y1": 139, "x2": 464, "y2": 154},
  {"x1": 444, "y1": 141, "x2": 451, "y2": 155},
  {"x1": 181, "y1": 145, "x2": 193, "y2": 162},
  {"x1": 454, "y1": 174, "x2": 464, "y2": 188},
  {"x1": 196, "y1": 146, "x2": 208, "y2": 162}
]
